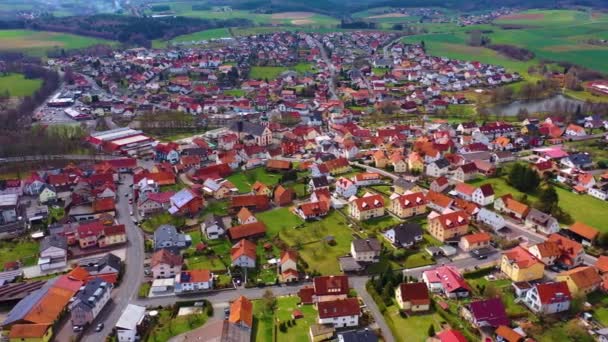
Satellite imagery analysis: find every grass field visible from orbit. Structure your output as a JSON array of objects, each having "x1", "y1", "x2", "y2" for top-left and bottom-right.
[
  {"x1": 0, "y1": 73, "x2": 42, "y2": 97},
  {"x1": 184, "y1": 230, "x2": 231, "y2": 271},
  {"x1": 468, "y1": 176, "x2": 608, "y2": 230},
  {"x1": 147, "y1": 308, "x2": 208, "y2": 342},
  {"x1": 226, "y1": 167, "x2": 282, "y2": 193},
  {"x1": 249, "y1": 62, "x2": 315, "y2": 80},
  {"x1": 257, "y1": 207, "x2": 304, "y2": 237},
  {"x1": 0, "y1": 239, "x2": 39, "y2": 266},
  {"x1": 384, "y1": 305, "x2": 443, "y2": 342},
  {"x1": 153, "y1": 27, "x2": 233, "y2": 47},
  {"x1": 0, "y1": 30, "x2": 115, "y2": 55},
  {"x1": 275, "y1": 296, "x2": 318, "y2": 342}
]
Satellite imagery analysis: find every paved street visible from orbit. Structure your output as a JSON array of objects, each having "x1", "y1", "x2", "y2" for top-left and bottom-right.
[{"x1": 309, "y1": 35, "x2": 338, "y2": 100}]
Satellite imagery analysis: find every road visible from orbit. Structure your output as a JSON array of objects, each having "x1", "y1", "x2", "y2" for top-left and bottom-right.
[
  {"x1": 308, "y1": 35, "x2": 338, "y2": 100},
  {"x1": 55, "y1": 174, "x2": 146, "y2": 341}
]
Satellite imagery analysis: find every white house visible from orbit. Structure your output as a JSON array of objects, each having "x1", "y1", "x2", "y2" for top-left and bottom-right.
[
  {"x1": 350, "y1": 238, "x2": 381, "y2": 262},
  {"x1": 523, "y1": 282, "x2": 571, "y2": 315},
  {"x1": 335, "y1": 177, "x2": 357, "y2": 198},
  {"x1": 174, "y1": 269, "x2": 213, "y2": 293},
  {"x1": 201, "y1": 215, "x2": 227, "y2": 240},
  {"x1": 477, "y1": 208, "x2": 505, "y2": 231},
  {"x1": 38, "y1": 186, "x2": 57, "y2": 204},
  {"x1": 231, "y1": 239, "x2": 256, "y2": 268},
  {"x1": 317, "y1": 298, "x2": 360, "y2": 328},
  {"x1": 38, "y1": 235, "x2": 67, "y2": 271},
  {"x1": 69, "y1": 278, "x2": 113, "y2": 327},
  {"x1": 472, "y1": 184, "x2": 494, "y2": 206},
  {"x1": 116, "y1": 304, "x2": 146, "y2": 342},
  {"x1": 426, "y1": 159, "x2": 450, "y2": 178},
  {"x1": 588, "y1": 184, "x2": 608, "y2": 201}
]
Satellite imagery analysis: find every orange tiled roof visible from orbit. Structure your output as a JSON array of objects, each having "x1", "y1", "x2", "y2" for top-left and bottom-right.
[{"x1": 229, "y1": 296, "x2": 253, "y2": 328}]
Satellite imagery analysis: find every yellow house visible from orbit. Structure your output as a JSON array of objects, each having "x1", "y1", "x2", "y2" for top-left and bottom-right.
[
  {"x1": 556, "y1": 266, "x2": 602, "y2": 296},
  {"x1": 213, "y1": 185, "x2": 231, "y2": 200},
  {"x1": 373, "y1": 150, "x2": 388, "y2": 169},
  {"x1": 309, "y1": 324, "x2": 335, "y2": 342},
  {"x1": 390, "y1": 192, "x2": 427, "y2": 219},
  {"x1": 349, "y1": 194, "x2": 385, "y2": 221},
  {"x1": 407, "y1": 152, "x2": 424, "y2": 173},
  {"x1": 395, "y1": 282, "x2": 430, "y2": 312},
  {"x1": 501, "y1": 246, "x2": 545, "y2": 282},
  {"x1": 252, "y1": 181, "x2": 272, "y2": 197},
  {"x1": 9, "y1": 323, "x2": 53, "y2": 342},
  {"x1": 427, "y1": 211, "x2": 469, "y2": 242}
]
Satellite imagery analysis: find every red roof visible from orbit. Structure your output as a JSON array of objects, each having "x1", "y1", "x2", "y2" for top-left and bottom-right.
[
  {"x1": 536, "y1": 281, "x2": 572, "y2": 305},
  {"x1": 393, "y1": 192, "x2": 426, "y2": 209},
  {"x1": 151, "y1": 249, "x2": 183, "y2": 268},
  {"x1": 352, "y1": 194, "x2": 384, "y2": 211},
  {"x1": 298, "y1": 286, "x2": 315, "y2": 304},
  {"x1": 92, "y1": 198, "x2": 115, "y2": 212},
  {"x1": 432, "y1": 211, "x2": 469, "y2": 230},
  {"x1": 313, "y1": 275, "x2": 349, "y2": 296},
  {"x1": 297, "y1": 201, "x2": 329, "y2": 217},
  {"x1": 230, "y1": 239, "x2": 257, "y2": 262},
  {"x1": 230, "y1": 195, "x2": 270, "y2": 210},
  {"x1": 317, "y1": 298, "x2": 360, "y2": 319},
  {"x1": 181, "y1": 269, "x2": 211, "y2": 283},
  {"x1": 437, "y1": 329, "x2": 467, "y2": 342},
  {"x1": 398, "y1": 282, "x2": 430, "y2": 305},
  {"x1": 228, "y1": 222, "x2": 267, "y2": 240}
]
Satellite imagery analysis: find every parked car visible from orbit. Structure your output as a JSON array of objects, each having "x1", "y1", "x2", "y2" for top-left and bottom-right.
[{"x1": 95, "y1": 323, "x2": 104, "y2": 332}]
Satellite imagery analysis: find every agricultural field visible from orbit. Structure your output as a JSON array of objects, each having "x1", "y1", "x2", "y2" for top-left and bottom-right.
[
  {"x1": 402, "y1": 9, "x2": 608, "y2": 74},
  {"x1": 0, "y1": 73, "x2": 42, "y2": 97},
  {"x1": 0, "y1": 30, "x2": 115, "y2": 56},
  {"x1": 154, "y1": 28, "x2": 232, "y2": 48}
]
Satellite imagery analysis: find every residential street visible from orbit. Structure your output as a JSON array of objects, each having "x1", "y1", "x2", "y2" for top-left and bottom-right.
[{"x1": 309, "y1": 35, "x2": 338, "y2": 100}]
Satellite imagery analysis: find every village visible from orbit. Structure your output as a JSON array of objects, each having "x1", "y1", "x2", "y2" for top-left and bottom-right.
[{"x1": 0, "y1": 29, "x2": 608, "y2": 342}]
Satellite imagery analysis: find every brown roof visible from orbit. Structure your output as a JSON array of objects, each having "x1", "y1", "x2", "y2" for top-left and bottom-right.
[
  {"x1": 229, "y1": 296, "x2": 253, "y2": 328},
  {"x1": 9, "y1": 324, "x2": 50, "y2": 338},
  {"x1": 499, "y1": 194, "x2": 529, "y2": 216},
  {"x1": 530, "y1": 241, "x2": 561, "y2": 258},
  {"x1": 462, "y1": 232, "x2": 491, "y2": 244},
  {"x1": 228, "y1": 222, "x2": 267, "y2": 240},
  {"x1": 297, "y1": 201, "x2": 329, "y2": 217},
  {"x1": 495, "y1": 325, "x2": 523, "y2": 342},
  {"x1": 318, "y1": 298, "x2": 360, "y2": 319},
  {"x1": 280, "y1": 250, "x2": 298, "y2": 264},
  {"x1": 230, "y1": 195, "x2": 269, "y2": 210},
  {"x1": 313, "y1": 275, "x2": 349, "y2": 296},
  {"x1": 230, "y1": 239, "x2": 257, "y2": 261},
  {"x1": 398, "y1": 282, "x2": 430, "y2": 305},
  {"x1": 266, "y1": 159, "x2": 291, "y2": 170},
  {"x1": 237, "y1": 207, "x2": 255, "y2": 223},
  {"x1": 558, "y1": 266, "x2": 602, "y2": 290},
  {"x1": 151, "y1": 249, "x2": 183, "y2": 268},
  {"x1": 425, "y1": 191, "x2": 453, "y2": 208},
  {"x1": 569, "y1": 222, "x2": 599, "y2": 241},
  {"x1": 595, "y1": 255, "x2": 608, "y2": 273}
]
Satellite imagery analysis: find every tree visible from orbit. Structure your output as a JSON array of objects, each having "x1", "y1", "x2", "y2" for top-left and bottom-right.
[
  {"x1": 428, "y1": 324, "x2": 436, "y2": 337},
  {"x1": 262, "y1": 289, "x2": 277, "y2": 315},
  {"x1": 508, "y1": 164, "x2": 540, "y2": 193},
  {"x1": 537, "y1": 186, "x2": 559, "y2": 212}
]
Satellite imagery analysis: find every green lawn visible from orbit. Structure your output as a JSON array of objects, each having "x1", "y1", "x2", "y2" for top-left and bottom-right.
[
  {"x1": 170, "y1": 27, "x2": 231, "y2": 43},
  {"x1": 0, "y1": 29, "x2": 115, "y2": 56},
  {"x1": 469, "y1": 176, "x2": 608, "y2": 230},
  {"x1": 147, "y1": 308, "x2": 208, "y2": 342},
  {"x1": 226, "y1": 167, "x2": 282, "y2": 193},
  {"x1": 140, "y1": 212, "x2": 186, "y2": 234},
  {"x1": 201, "y1": 200, "x2": 229, "y2": 217},
  {"x1": 249, "y1": 63, "x2": 315, "y2": 80},
  {"x1": 275, "y1": 296, "x2": 318, "y2": 342},
  {"x1": 595, "y1": 307, "x2": 608, "y2": 326},
  {"x1": 0, "y1": 239, "x2": 39, "y2": 266},
  {"x1": 384, "y1": 305, "x2": 443, "y2": 342},
  {"x1": 185, "y1": 232, "x2": 232, "y2": 272},
  {"x1": 0, "y1": 73, "x2": 42, "y2": 97},
  {"x1": 253, "y1": 300, "x2": 274, "y2": 342},
  {"x1": 257, "y1": 207, "x2": 304, "y2": 237},
  {"x1": 138, "y1": 282, "x2": 151, "y2": 298}
]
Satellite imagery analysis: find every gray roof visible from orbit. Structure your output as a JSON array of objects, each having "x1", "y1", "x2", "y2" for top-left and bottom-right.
[
  {"x1": 230, "y1": 121, "x2": 266, "y2": 137},
  {"x1": 352, "y1": 238, "x2": 381, "y2": 253},
  {"x1": 525, "y1": 208, "x2": 556, "y2": 227},
  {"x1": 116, "y1": 304, "x2": 146, "y2": 331},
  {"x1": 433, "y1": 158, "x2": 450, "y2": 169},
  {"x1": 391, "y1": 223, "x2": 423, "y2": 245},
  {"x1": 393, "y1": 178, "x2": 415, "y2": 190},
  {"x1": 70, "y1": 277, "x2": 111, "y2": 311},
  {"x1": 170, "y1": 188, "x2": 195, "y2": 209},
  {"x1": 80, "y1": 253, "x2": 122, "y2": 274},
  {"x1": 203, "y1": 215, "x2": 225, "y2": 230},
  {"x1": 40, "y1": 235, "x2": 67, "y2": 252},
  {"x1": 154, "y1": 224, "x2": 188, "y2": 248},
  {"x1": 338, "y1": 329, "x2": 379, "y2": 342},
  {"x1": 566, "y1": 153, "x2": 592, "y2": 166}
]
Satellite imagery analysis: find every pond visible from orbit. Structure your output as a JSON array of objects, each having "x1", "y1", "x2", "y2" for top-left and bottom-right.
[{"x1": 490, "y1": 94, "x2": 584, "y2": 116}]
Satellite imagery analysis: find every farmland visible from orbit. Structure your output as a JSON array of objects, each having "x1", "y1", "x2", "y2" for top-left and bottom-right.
[
  {"x1": 249, "y1": 63, "x2": 315, "y2": 80},
  {"x1": 0, "y1": 30, "x2": 115, "y2": 56},
  {"x1": 0, "y1": 73, "x2": 42, "y2": 97}
]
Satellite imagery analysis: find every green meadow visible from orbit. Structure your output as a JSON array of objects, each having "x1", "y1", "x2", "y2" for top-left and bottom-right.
[{"x1": 0, "y1": 30, "x2": 115, "y2": 56}]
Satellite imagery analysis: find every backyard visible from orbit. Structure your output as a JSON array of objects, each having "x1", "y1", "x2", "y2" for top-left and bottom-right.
[
  {"x1": 253, "y1": 296, "x2": 317, "y2": 342},
  {"x1": 141, "y1": 212, "x2": 186, "y2": 234},
  {"x1": 384, "y1": 305, "x2": 443, "y2": 342},
  {"x1": 0, "y1": 239, "x2": 39, "y2": 266},
  {"x1": 226, "y1": 167, "x2": 282, "y2": 193},
  {"x1": 184, "y1": 230, "x2": 232, "y2": 272},
  {"x1": 146, "y1": 307, "x2": 208, "y2": 342},
  {"x1": 257, "y1": 207, "x2": 304, "y2": 237}
]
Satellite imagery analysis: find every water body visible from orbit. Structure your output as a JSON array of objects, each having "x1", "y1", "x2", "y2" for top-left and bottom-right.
[{"x1": 490, "y1": 94, "x2": 585, "y2": 116}]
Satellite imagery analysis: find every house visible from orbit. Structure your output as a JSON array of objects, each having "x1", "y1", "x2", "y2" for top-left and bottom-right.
[
  {"x1": 523, "y1": 282, "x2": 571, "y2": 315},
  {"x1": 227, "y1": 222, "x2": 266, "y2": 241},
  {"x1": 201, "y1": 215, "x2": 228, "y2": 240},
  {"x1": 138, "y1": 191, "x2": 174, "y2": 216},
  {"x1": 69, "y1": 278, "x2": 112, "y2": 327},
  {"x1": 524, "y1": 208, "x2": 560, "y2": 235},
  {"x1": 459, "y1": 232, "x2": 491, "y2": 252},
  {"x1": 38, "y1": 186, "x2": 57, "y2": 204},
  {"x1": 231, "y1": 239, "x2": 256, "y2": 268},
  {"x1": 229, "y1": 296, "x2": 254, "y2": 330},
  {"x1": 561, "y1": 153, "x2": 593, "y2": 170},
  {"x1": 237, "y1": 207, "x2": 257, "y2": 225},
  {"x1": 313, "y1": 275, "x2": 349, "y2": 302},
  {"x1": 266, "y1": 159, "x2": 291, "y2": 172},
  {"x1": 150, "y1": 249, "x2": 183, "y2": 279},
  {"x1": 174, "y1": 269, "x2": 213, "y2": 293},
  {"x1": 309, "y1": 324, "x2": 335, "y2": 342},
  {"x1": 547, "y1": 233, "x2": 585, "y2": 269},
  {"x1": 337, "y1": 330, "x2": 378, "y2": 342},
  {"x1": 494, "y1": 194, "x2": 529, "y2": 221},
  {"x1": 477, "y1": 208, "x2": 505, "y2": 231},
  {"x1": 495, "y1": 325, "x2": 524, "y2": 342},
  {"x1": 472, "y1": 184, "x2": 494, "y2": 206},
  {"x1": 116, "y1": 304, "x2": 146, "y2": 342},
  {"x1": 168, "y1": 188, "x2": 204, "y2": 216},
  {"x1": 425, "y1": 191, "x2": 453, "y2": 213},
  {"x1": 349, "y1": 194, "x2": 385, "y2": 221},
  {"x1": 372, "y1": 150, "x2": 388, "y2": 168},
  {"x1": 38, "y1": 235, "x2": 68, "y2": 271},
  {"x1": 526, "y1": 240, "x2": 561, "y2": 266},
  {"x1": 229, "y1": 121, "x2": 272, "y2": 146},
  {"x1": 153, "y1": 225, "x2": 191, "y2": 253},
  {"x1": 279, "y1": 250, "x2": 298, "y2": 283},
  {"x1": 430, "y1": 176, "x2": 450, "y2": 193},
  {"x1": 309, "y1": 176, "x2": 330, "y2": 191},
  {"x1": 461, "y1": 298, "x2": 508, "y2": 328},
  {"x1": 317, "y1": 298, "x2": 360, "y2": 328},
  {"x1": 323, "y1": 158, "x2": 351, "y2": 175},
  {"x1": 335, "y1": 178, "x2": 357, "y2": 198},
  {"x1": 273, "y1": 185, "x2": 294, "y2": 206},
  {"x1": 383, "y1": 223, "x2": 423, "y2": 248},
  {"x1": 426, "y1": 158, "x2": 450, "y2": 178},
  {"x1": 427, "y1": 210, "x2": 469, "y2": 242},
  {"x1": 79, "y1": 253, "x2": 122, "y2": 282},
  {"x1": 395, "y1": 282, "x2": 430, "y2": 312},
  {"x1": 389, "y1": 192, "x2": 426, "y2": 218},
  {"x1": 393, "y1": 178, "x2": 421, "y2": 194},
  {"x1": 435, "y1": 329, "x2": 467, "y2": 342},
  {"x1": 453, "y1": 183, "x2": 475, "y2": 201},
  {"x1": 252, "y1": 181, "x2": 272, "y2": 197},
  {"x1": 452, "y1": 163, "x2": 479, "y2": 183},
  {"x1": 230, "y1": 195, "x2": 270, "y2": 213},
  {"x1": 353, "y1": 173, "x2": 383, "y2": 186},
  {"x1": 76, "y1": 221, "x2": 127, "y2": 249},
  {"x1": 500, "y1": 246, "x2": 544, "y2": 282},
  {"x1": 350, "y1": 238, "x2": 381, "y2": 263},
  {"x1": 294, "y1": 201, "x2": 329, "y2": 220},
  {"x1": 422, "y1": 266, "x2": 470, "y2": 298},
  {"x1": 567, "y1": 221, "x2": 599, "y2": 246},
  {"x1": 556, "y1": 266, "x2": 602, "y2": 295},
  {"x1": 8, "y1": 323, "x2": 53, "y2": 342}
]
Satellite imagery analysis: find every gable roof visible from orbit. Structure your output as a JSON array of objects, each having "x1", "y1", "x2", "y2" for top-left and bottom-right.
[
  {"x1": 317, "y1": 298, "x2": 360, "y2": 319},
  {"x1": 558, "y1": 266, "x2": 602, "y2": 290},
  {"x1": 431, "y1": 211, "x2": 469, "y2": 230},
  {"x1": 390, "y1": 223, "x2": 423, "y2": 245},
  {"x1": 351, "y1": 238, "x2": 381, "y2": 253},
  {"x1": 229, "y1": 296, "x2": 253, "y2": 328},
  {"x1": 467, "y1": 298, "x2": 508, "y2": 327},
  {"x1": 535, "y1": 281, "x2": 571, "y2": 304},
  {"x1": 228, "y1": 222, "x2": 267, "y2": 240},
  {"x1": 230, "y1": 239, "x2": 257, "y2": 262},
  {"x1": 351, "y1": 194, "x2": 384, "y2": 211},
  {"x1": 398, "y1": 282, "x2": 430, "y2": 305},
  {"x1": 569, "y1": 222, "x2": 599, "y2": 241},
  {"x1": 151, "y1": 249, "x2": 183, "y2": 268},
  {"x1": 313, "y1": 275, "x2": 349, "y2": 296},
  {"x1": 437, "y1": 329, "x2": 467, "y2": 342},
  {"x1": 392, "y1": 192, "x2": 426, "y2": 209},
  {"x1": 504, "y1": 246, "x2": 540, "y2": 268}
]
